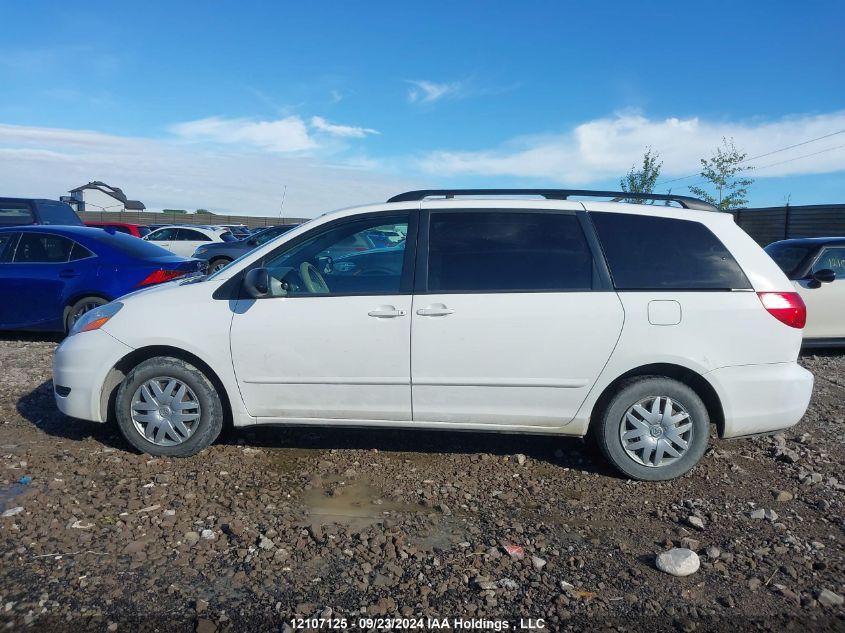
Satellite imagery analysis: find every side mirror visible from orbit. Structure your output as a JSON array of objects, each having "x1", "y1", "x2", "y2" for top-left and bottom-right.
[
  {"x1": 247, "y1": 238, "x2": 258, "y2": 247},
  {"x1": 243, "y1": 268, "x2": 270, "y2": 298},
  {"x1": 808, "y1": 268, "x2": 836, "y2": 288}
]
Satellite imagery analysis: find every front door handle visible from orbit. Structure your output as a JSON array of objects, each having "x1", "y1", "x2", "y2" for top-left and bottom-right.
[
  {"x1": 368, "y1": 305, "x2": 406, "y2": 318},
  {"x1": 416, "y1": 304, "x2": 455, "y2": 317},
  {"x1": 59, "y1": 269, "x2": 80, "y2": 279}
]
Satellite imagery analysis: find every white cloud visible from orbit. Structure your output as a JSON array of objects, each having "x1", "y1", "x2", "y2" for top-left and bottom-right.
[
  {"x1": 310, "y1": 116, "x2": 379, "y2": 138},
  {"x1": 0, "y1": 123, "x2": 414, "y2": 217},
  {"x1": 419, "y1": 111, "x2": 845, "y2": 183},
  {"x1": 406, "y1": 79, "x2": 462, "y2": 104},
  {"x1": 170, "y1": 115, "x2": 317, "y2": 152}
]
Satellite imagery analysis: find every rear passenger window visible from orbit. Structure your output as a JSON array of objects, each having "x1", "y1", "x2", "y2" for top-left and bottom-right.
[
  {"x1": 591, "y1": 213, "x2": 751, "y2": 290},
  {"x1": 13, "y1": 233, "x2": 74, "y2": 263},
  {"x1": 0, "y1": 233, "x2": 18, "y2": 261},
  {"x1": 178, "y1": 229, "x2": 210, "y2": 241},
  {"x1": 426, "y1": 211, "x2": 593, "y2": 292}
]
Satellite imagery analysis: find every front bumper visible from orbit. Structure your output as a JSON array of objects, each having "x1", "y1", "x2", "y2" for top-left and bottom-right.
[
  {"x1": 706, "y1": 361, "x2": 814, "y2": 438},
  {"x1": 53, "y1": 329, "x2": 134, "y2": 423}
]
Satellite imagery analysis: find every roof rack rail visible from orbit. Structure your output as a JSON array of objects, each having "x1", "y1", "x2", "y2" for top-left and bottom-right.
[{"x1": 387, "y1": 189, "x2": 719, "y2": 212}]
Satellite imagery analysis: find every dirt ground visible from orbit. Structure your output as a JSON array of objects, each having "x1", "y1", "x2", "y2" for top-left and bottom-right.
[{"x1": 0, "y1": 334, "x2": 842, "y2": 632}]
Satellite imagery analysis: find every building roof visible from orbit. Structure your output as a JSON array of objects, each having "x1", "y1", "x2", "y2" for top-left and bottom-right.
[{"x1": 70, "y1": 181, "x2": 146, "y2": 210}]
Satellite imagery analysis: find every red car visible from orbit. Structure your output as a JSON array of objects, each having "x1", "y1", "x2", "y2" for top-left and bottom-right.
[{"x1": 84, "y1": 222, "x2": 150, "y2": 238}]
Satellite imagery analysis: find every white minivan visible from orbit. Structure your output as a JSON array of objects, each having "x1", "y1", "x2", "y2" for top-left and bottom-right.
[{"x1": 53, "y1": 190, "x2": 814, "y2": 480}]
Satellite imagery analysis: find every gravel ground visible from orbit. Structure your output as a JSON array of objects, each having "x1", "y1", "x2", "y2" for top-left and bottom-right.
[{"x1": 0, "y1": 335, "x2": 843, "y2": 632}]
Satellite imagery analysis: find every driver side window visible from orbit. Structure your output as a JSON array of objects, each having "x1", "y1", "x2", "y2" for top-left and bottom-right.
[{"x1": 262, "y1": 214, "x2": 410, "y2": 296}]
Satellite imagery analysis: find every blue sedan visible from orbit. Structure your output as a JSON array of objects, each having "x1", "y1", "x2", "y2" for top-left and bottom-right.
[{"x1": 0, "y1": 226, "x2": 205, "y2": 333}]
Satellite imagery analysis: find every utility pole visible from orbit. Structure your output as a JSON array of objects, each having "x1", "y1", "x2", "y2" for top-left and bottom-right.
[{"x1": 278, "y1": 185, "x2": 287, "y2": 223}]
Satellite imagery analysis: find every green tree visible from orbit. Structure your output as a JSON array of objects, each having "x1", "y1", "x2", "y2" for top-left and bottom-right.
[
  {"x1": 195, "y1": 208, "x2": 216, "y2": 215},
  {"x1": 688, "y1": 137, "x2": 754, "y2": 210},
  {"x1": 162, "y1": 208, "x2": 187, "y2": 214},
  {"x1": 620, "y1": 147, "x2": 662, "y2": 203}
]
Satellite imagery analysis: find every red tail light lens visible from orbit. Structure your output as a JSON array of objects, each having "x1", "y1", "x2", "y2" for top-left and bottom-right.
[
  {"x1": 136, "y1": 269, "x2": 187, "y2": 287},
  {"x1": 757, "y1": 292, "x2": 806, "y2": 329}
]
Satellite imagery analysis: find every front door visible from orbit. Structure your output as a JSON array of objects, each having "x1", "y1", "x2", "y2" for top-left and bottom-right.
[
  {"x1": 230, "y1": 211, "x2": 416, "y2": 421},
  {"x1": 411, "y1": 206, "x2": 624, "y2": 428},
  {"x1": 797, "y1": 245, "x2": 845, "y2": 339}
]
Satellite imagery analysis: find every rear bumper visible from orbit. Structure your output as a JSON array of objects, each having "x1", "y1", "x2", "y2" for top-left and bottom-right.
[
  {"x1": 53, "y1": 329, "x2": 134, "y2": 422},
  {"x1": 706, "y1": 362, "x2": 814, "y2": 438}
]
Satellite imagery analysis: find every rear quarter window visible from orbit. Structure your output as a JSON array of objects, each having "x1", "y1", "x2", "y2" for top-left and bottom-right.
[
  {"x1": 0, "y1": 202, "x2": 34, "y2": 226},
  {"x1": 591, "y1": 212, "x2": 751, "y2": 290},
  {"x1": 35, "y1": 201, "x2": 83, "y2": 226}
]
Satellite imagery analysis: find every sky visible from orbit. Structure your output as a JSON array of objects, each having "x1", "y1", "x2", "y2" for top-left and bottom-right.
[{"x1": 0, "y1": 0, "x2": 844, "y2": 217}]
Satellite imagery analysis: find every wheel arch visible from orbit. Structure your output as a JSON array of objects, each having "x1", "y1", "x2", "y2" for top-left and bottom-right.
[
  {"x1": 100, "y1": 345, "x2": 233, "y2": 429},
  {"x1": 588, "y1": 363, "x2": 725, "y2": 437}
]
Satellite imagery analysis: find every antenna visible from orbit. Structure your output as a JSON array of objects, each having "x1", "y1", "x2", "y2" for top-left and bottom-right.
[{"x1": 278, "y1": 185, "x2": 287, "y2": 221}]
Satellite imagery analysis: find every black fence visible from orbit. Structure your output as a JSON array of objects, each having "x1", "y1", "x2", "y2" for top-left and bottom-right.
[{"x1": 733, "y1": 204, "x2": 845, "y2": 246}]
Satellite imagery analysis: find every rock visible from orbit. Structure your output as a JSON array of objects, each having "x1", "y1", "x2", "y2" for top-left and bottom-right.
[
  {"x1": 71, "y1": 520, "x2": 94, "y2": 529},
  {"x1": 774, "y1": 447, "x2": 800, "y2": 464},
  {"x1": 686, "y1": 516, "x2": 705, "y2": 530},
  {"x1": 184, "y1": 531, "x2": 201, "y2": 546},
  {"x1": 196, "y1": 598, "x2": 209, "y2": 613},
  {"x1": 502, "y1": 544, "x2": 525, "y2": 559},
  {"x1": 472, "y1": 577, "x2": 497, "y2": 591},
  {"x1": 774, "y1": 490, "x2": 794, "y2": 502},
  {"x1": 817, "y1": 589, "x2": 844, "y2": 608},
  {"x1": 531, "y1": 556, "x2": 547, "y2": 571},
  {"x1": 498, "y1": 578, "x2": 519, "y2": 590},
  {"x1": 258, "y1": 536, "x2": 275, "y2": 551},
  {"x1": 749, "y1": 508, "x2": 778, "y2": 521},
  {"x1": 515, "y1": 454, "x2": 526, "y2": 466},
  {"x1": 680, "y1": 537, "x2": 700, "y2": 551},
  {"x1": 655, "y1": 548, "x2": 700, "y2": 577},
  {"x1": 437, "y1": 503, "x2": 451, "y2": 515},
  {"x1": 1, "y1": 507, "x2": 23, "y2": 518},
  {"x1": 705, "y1": 546, "x2": 721, "y2": 559},
  {"x1": 201, "y1": 529, "x2": 216, "y2": 541},
  {"x1": 195, "y1": 618, "x2": 216, "y2": 633}
]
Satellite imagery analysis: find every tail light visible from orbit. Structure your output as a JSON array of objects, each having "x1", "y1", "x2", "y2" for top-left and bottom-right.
[
  {"x1": 136, "y1": 269, "x2": 187, "y2": 287},
  {"x1": 757, "y1": 292, "x2": 806, "y2": 329}
]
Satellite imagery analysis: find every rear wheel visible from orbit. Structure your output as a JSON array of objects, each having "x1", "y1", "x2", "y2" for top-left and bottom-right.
[
  {"x1": 596, "y1": 377, "x2": 709, "y2": 480},
  {"x1": 65, "y1": 296, "x2": 109, "y2": 333},
  {"x1": 208, "y1": 257, "x2": 232, "y2": 274},
  {"x1": 115, "y1": 357, "x2": 223, "y2": 457}
]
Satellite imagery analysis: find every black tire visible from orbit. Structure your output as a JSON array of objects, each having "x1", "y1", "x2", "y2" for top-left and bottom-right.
[
  {"x1": 208, "y1": 257, "x2": 232, "y2": 274},
  {"x1": 596, "y1": 376, "x2": 709, "y2": 481},
  {"x1": 115, "y1": 356, "x2": 223, "y2": 457},
  {"x1": 65, "y1": 296, "x2": 109, "y2": 333}
]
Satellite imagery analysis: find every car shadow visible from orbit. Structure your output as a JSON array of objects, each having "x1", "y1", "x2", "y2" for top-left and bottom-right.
[
  {"x1": 17, "y1": 380, "x2": 614, "y2": 477},
  {"x1": 16, "y1": 381, "x2": 127, "y2": 450},
  {"x1": 0, "y1": 331, "x2": 63, "y2": 344}
]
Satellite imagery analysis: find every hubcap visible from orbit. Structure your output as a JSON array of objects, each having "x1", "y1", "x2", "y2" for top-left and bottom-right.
[
  {"x1": 130, "y1": 377, "x2": 201, "y2": 446},
  {"x1": 619, "y1": 396, "x2": 693, "y2": 468}
]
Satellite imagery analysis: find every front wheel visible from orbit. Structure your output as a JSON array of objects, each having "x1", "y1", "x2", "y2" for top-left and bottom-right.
[
  {"x1": 208, "y1": 257, "x2": 232, "y2": 274},
  {"x1": 596, "y1": 377, "x2": 709, "y2": 481},
  {"x1": 65, "y1": 296, "x2": 108, "y2": 333},
  {"x1": 115, "y1": 357, "x2": 223, "y2": 457}
]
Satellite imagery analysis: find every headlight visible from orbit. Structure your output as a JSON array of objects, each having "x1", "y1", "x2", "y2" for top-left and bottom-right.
[{"x1": 69, "y1": 302, "x2": 123, "y2": 336}]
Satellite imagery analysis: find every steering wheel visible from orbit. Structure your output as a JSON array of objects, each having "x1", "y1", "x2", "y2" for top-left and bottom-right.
[{"x1": 299, "y1": 261, "x2": 330, "y2": 294}]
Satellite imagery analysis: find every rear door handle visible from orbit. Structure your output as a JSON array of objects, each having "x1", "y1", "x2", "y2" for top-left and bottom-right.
[
  {"x1": 368, "y1": 305, "x2": 406, "y2": 318},
  {"x1": 416, "y1": 304, "x2": 455, "y2": 317}
]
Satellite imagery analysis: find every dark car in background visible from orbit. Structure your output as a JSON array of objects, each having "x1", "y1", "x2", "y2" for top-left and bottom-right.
[
  {"x1": 0, "y1": 226, "x2": 205, "y2": 333},
  {"x1": 765, "y1": 236, "x2": 845, "y2": 346},
  {"x1": 0, "y1": 197, "x2": 82, "y2": 227},
  {"x1": 192, "y1": 224, "x2": 299, "y2": 272}
]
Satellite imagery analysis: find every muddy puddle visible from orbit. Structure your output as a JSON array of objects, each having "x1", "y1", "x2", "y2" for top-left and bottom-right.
[{"x1": 301, "y1": 477, "x2": 468, "y2": 550}]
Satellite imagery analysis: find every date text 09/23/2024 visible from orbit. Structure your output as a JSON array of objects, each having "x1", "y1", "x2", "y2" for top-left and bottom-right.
[{"x1": 288, "y1": 617, "x2": 547, "y2": 630}]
